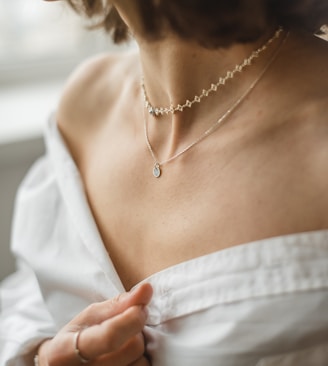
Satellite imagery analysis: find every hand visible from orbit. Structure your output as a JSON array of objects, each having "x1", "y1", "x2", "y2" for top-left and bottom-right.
[{"x1": 38, "y1": 283, "x2": 153, "y2": 366}]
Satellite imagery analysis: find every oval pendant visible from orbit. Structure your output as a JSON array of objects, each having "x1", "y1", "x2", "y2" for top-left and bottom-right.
[{"x1": 153, "y1": 163, "x2": 161, "y2": 178}]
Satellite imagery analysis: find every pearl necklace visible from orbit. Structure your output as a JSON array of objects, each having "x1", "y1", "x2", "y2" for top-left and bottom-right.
[
  {"x1": 144, "y1": 30, "x2": 288, "y2": 178},
  {"x1": 142, "y1": 28, "x2": 283, "y2": 117}
]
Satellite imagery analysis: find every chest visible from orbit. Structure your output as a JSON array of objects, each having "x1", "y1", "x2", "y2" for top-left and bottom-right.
[{"x1": 81, "y1": 125, "x2": 326, "y2": 289}]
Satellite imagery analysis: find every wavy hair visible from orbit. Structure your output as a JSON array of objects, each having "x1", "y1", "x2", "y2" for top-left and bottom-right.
[{"x1": 66, "y1": 0, "x2": 328, "y2": 47}]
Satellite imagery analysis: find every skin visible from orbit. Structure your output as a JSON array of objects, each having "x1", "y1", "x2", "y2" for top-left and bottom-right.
[
  {"x1": 38, "y1": 283, "x2": 153, "y2": 365},
  {"x1": 39, "y1": 0, "x2": 328, "y2": 364}
]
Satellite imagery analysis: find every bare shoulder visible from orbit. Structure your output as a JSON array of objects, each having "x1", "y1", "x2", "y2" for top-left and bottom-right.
[{"x1": 56, "y1": 50, "x2": 140, "y2": 160}]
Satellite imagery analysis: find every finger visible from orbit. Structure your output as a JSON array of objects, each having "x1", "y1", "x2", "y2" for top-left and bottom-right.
[
  {"x1": 78, "y1": 305, "x2": 148, "y2": 359},
  {"x1": 129, "y1": 356, "x2": 152, "y2": 366},
  {"x1": 89, "y1": 333, "x2": 146, "y2": 366},
  {"x1": 71, "y1": 282, "x2": 153, "y2": 327},
  {"x1": 111, "y1": 283, "x2": 153, "y2": 312}
]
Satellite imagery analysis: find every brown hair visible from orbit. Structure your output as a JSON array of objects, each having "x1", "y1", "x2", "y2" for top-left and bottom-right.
[{"x1": 66, "y1": 0, "x2": 328, "y2": 47}]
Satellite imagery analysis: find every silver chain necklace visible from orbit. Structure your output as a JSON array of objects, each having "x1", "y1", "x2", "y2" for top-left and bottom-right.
[
  {"x1": 144, "y1": 30, "x2": 289, "y2": 178},
  {"x1": 142, "y1": 28, "x2": 283, "y2": 117}
]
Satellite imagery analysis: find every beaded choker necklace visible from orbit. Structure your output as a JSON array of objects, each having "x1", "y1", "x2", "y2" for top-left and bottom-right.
[
  {"x1": 142, "y1": 28, "x2": 283, "y2": 118},
  {"x1": 143, "y1": 29, "x2": 288, "y2": 178}
]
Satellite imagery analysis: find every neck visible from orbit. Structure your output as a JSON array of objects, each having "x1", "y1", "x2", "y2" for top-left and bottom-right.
[
  {"x1": 137, "y1": 28, "x2": 285, "y2": 156},
  {"x1": 114, "y1": 3, "x2": 286, "y2": 158},
  {"x1": 138, "y1": 35, "x2": 264, "y2": 110}
]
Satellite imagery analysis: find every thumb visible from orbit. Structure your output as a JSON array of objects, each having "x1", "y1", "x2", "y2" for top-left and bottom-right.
[
  {"x1": 70, "y1": 282, "x2": 153, "y2": 327},
  {"x1": 123, "y1": 282, "x2": 153, "y2": 309}
]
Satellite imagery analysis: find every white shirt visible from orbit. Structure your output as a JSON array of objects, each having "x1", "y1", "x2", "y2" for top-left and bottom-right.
[{"x1": 1, "y1": 117, "x2": 328, "y2": 365}]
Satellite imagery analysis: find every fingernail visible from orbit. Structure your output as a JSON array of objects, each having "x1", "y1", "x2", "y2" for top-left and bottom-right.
[
  {"x1": 129, "y1": 284, "x2": 140, "y2": 293},
  {"x1": 115, "y1": 291, "x2": 129, "y2": 302},
  {"x1": 141, "y1": 305, "x2": 149, "y2": 319}
]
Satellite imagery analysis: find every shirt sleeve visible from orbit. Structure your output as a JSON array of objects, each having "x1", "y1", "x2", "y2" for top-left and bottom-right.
[
  {"x1": 0, "y1": 155, "x2": 57, "y2": 365},
  {"x1": 0, "y1": 259, "x2": 56, "y2": 366}
]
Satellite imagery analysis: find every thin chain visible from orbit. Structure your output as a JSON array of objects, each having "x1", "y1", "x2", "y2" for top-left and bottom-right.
[
  {"x1": 142, "y1": 28, "x2": 283, "y2": 117},
  {"x1": 144, "y1": 30, "x2": 289, "y2": 177}
]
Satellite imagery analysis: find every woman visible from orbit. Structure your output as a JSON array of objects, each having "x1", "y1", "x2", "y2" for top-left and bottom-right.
[{"x1": 1, "y1": 0, "x2": 328, "y2": 365}]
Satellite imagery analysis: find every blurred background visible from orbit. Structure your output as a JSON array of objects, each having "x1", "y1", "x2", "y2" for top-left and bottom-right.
[{"x1": 0, "y1": 0, "x2": 131, "y2": 281}]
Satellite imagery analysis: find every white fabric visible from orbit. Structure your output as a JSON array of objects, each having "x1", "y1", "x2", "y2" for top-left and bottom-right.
[{"x1": 1, "y1": 117, "x2": 328, "y2": 365}]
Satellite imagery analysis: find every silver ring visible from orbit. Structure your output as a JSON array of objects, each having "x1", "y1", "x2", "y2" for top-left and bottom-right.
[{"x1": 74, "y1": 329, "x2": 90, "y2": 364}]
